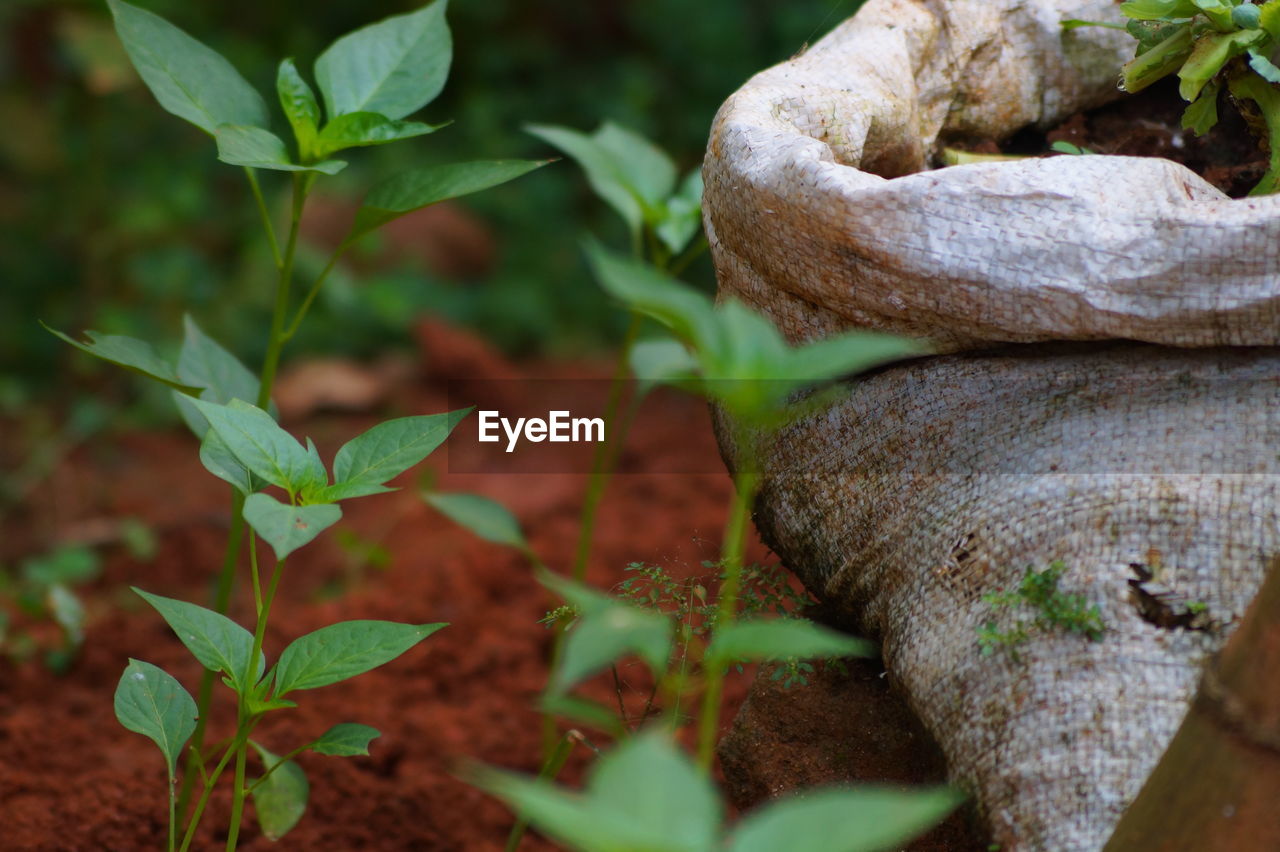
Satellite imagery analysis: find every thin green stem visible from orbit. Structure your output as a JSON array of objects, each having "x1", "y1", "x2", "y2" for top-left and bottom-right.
[
  {"x1": 282, "y1": 246, "x2": 347, "y2": 342},
  {"x1": 249, "y1": 531, "x2": 262, "y2": 618},
  {"x1": 178, "y1": 738, "x2": 239, "y2": 852},
  {"x1": 695, "y1": 454, "x2": 760, "y2": 772},
  {"x1": 256, "y1": 173, "x2": 309, "y2": 409},
  {"x1": 246, "y1": 742, "x2": 310, "y2": 794},
  {"x1": 226, "y1": 557, "x2": 286, "y2": 851},
  {"x1": 668, "y1": 235, "x2": 708, "y2": 277},
  {"x1": 244, "y1": 168, "x2": 282, "y2": 270},
  {"x1": 505, "y1": 732, "x2": 581, "y2": 852},
  {"x1": 168, "y1": 775, "x2": 177, "y2": 852},
  {"x1": 176, "y1": 491, "x2": 245, "y2": 819}
]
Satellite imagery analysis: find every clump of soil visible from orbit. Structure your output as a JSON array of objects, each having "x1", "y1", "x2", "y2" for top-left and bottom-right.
[{"x1": 994, "y1": 78, "x2": 1268, "y2": 198}]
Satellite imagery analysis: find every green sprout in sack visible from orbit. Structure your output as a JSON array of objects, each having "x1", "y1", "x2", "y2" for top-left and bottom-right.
[{"x1": 1073, "y1": 0, "x2": 1280, "y2": 194}]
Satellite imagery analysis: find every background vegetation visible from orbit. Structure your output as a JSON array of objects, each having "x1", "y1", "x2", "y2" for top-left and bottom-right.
[{"x1": 2, "y1": 0, "x2": 861, "y2": 418}]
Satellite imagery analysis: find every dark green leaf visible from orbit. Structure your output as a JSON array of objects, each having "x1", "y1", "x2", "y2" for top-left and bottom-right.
[
  {"x1": 114, "y1": 658, "x2": 197, "y2": 778},
  {"x1": 215, "y1": 125, "x2": 346, "y2": 175},
  {"x1": 273, "y1": 620, "x2": 445, "y2": 695},
  {"x1": 424, "y1": 492, "x2": 526, "y2": 549},
  {"x1": 133, "y1": 587, "x2": 262, "y2": 691},
  {"x1": 314, "y1": 0, "x2": 451, "y2": 120},
  {"x1": 728, "y1": 787, "x2": 963, "y2": 852},
  {"x1": 198, "y1": 429, "x2": 264, "y2": 495},
  {"x1": 42, "y1": 323, "x2": 202, "y2": 394},
  {"x1": 332, "y1": 409, "x2": 470, "y2": 487},
  {"x1": 349, "y1": 159, "x2": 550, "y2": 241},
  {"x1": 250, "y1": 741, "x2": 309, "y2": 841},
  {"x1": 582, "y1": 241, "x2": 717, "y2": 348},
  {"x1": 310, "y1": 481, "x2": 395, "y2": 503},
  {"x1": 310, "y1": 723, "x2": 381, "y2": 756},
  {"x1": 1182, "y1": 79, "x2": 1221, "y2": 135},
  {"x1": 242, "y1": 494, "x2": 342, "y2": 561},
  {"x1": 106, "y1": 0, "x2": 266, "y2": 134}
]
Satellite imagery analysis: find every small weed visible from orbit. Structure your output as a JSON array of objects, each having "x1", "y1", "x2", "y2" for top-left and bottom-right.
[{"x1": 978, "y1": 561, "x2": 1105, "y2": 660}]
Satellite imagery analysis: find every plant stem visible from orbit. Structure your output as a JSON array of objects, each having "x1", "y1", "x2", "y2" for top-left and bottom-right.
[
  {"x1": 504, "y1": 731, "x2": 581, "y2": 852},
  {"x1": 695, "y1": 446, "x2": 760, "y2": 772},
  {"x1": 256, "y1": 173, "x2": 309, "y2": 409},
  {"x1": 282, "y1": 246, "x2": 346, "y2": 342},
  {"x1": 178, "y1": 738, "x2": 240, "y2": 852},
  {"x1": 176, "y1": 491, "x2": 245, "y2": 819},
  {"x1": 168, "y1": 774, "x2": 177, "y2": 852},
  {"x1": 226, "y1": 556, "x2": 286, "y2": 851},
  {"x1": 244, "y1": 168, "x2": 282, "y2": 269}
]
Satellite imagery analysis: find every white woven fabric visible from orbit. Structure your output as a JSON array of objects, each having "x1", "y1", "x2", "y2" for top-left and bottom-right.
[{"x1": 704, "y1": 2, "x2": 1280, "y2": 849}]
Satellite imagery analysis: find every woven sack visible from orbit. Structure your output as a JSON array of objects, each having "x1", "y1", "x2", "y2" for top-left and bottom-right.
[{"x1": 703, "y1": 1, "x2": 1280, "y2": 849}]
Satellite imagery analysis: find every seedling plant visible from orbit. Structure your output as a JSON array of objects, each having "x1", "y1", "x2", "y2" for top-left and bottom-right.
[
  {"x1": 977, "y1": 561, "x2": 1106, "y2": 661},
  {"x1": 1070, "y1": 0, "x2": 1280, "y2": 194},
  {"x1": 46, "y1": 0, "x2": 546, "y2": 847}
]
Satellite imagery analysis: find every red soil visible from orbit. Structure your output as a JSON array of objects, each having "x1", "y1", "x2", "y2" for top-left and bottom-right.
[{"x1": 0, "y1": 320, "x2": 969, "y2": 850}]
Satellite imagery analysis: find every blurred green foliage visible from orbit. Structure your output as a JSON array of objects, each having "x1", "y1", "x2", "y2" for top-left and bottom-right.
[{"x1": 2, "y1": 0, "x2": 862, "y2": 413}]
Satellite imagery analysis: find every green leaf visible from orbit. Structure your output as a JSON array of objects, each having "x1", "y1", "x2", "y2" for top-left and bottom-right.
[
  {"x1": 526, "y1": 122, "x2": 677, "y2": 239},
  {"x1": 705, "y1": 619, "x2": 875, "y2": 668},
  {"x1": 198, "y1": 429, "x2": 265, "y2": 495},
  {"x1": 277, "y1": 58, "x2": 320, "y2": 161},
  {"x1": 114, "y1": 658, "x2": 197, "y2": 778},
  {"x1": 250, "y1": 741, "x2": 309, "y2": 841},
  {"x1": 42, "y1": 323, "x2": 202, "y2": 394},
  {"x1": 1178, "y1": 29, "x2": 1265, "y2": 102},
  {"x1": 1120, "y1": 0, "x2": 1201, "y2": 20},
  {"x1": 654, "y1": 168, "x2": 704, "y2": 255},
  {"x1": 424, "y1": 492, "x2": 526, "y2": 550},
  {"x1": 310, "y1": 723, "x2": 381, "y2": 756},
  {"x1": 105, "y1": 0, "x2": 266, "y2": 134},
  {"x1": 349, "y1": 159, "x2": 550, "y2": 241},
  {"x1": 1121, "y1": 24, "x2": 1194, "y2": 93},
  {"x1": 192, "y1": 399, "x2": 323, "y2": 494},
  {"x1": 778, "y1": 328, "x2": 929, "y2": 385},
  {"x1": 310, "y1": 481, "x2": 395, "y2": 503},
  {"x1": 538, "y1": 694, "x2": 627, "y2": 738},
  {"x1": 314, "y1": 111, "x2": 448, "y2": 158},
  {"x1": 314, "y1": 0, "x2": 451, "y2": 120},
  {"x1": 173, "y1": 314, "x2": 261, "y2": 438},
  {"x1": 471, "y1": 731, "x2": 720, "y2": 852},
  {"x1": 728, "y1": 786, "x2": 963, "y2": 852},
  {"x1": 333, "y1": 408, "x2": 470, "y2": 487},
  {"x1": 243, "y1": 494, "x2": 342, "y2": 562},
  {"x1": 47, "y1": 584, "x2": 86, "y2": 647},
  {"x1": 1182, "y1": 79, "x2": 1221, "y2": 135},
  {"x1": 133, "y1": 587, "x2": 262, "y2": 691},
  {"x1": 582, "y1": 240, "x2": 717, "y2": 348},
  {"x1": 540, "y1": 570, "x2": 673, "y2": 692},
  {"x1": 215, "y1": 125, "x2": 347, "y2": 175},
  {"x1": 1261, "y1": 0, "x2": 1280, "y2": 41},
  {"x1": 628, "y1": 337, "x2": 699, "y2": 396},
  {"x1": 273, "y1": 620, "x2": 445, "y2": 695}
]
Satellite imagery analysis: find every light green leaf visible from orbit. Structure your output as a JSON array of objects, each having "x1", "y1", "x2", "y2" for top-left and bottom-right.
[
  {"x1": 538, "y1": 694, "x2": 627, "y2": 738},
  {"x1": 333, "y1": 408, "x2": 470, "y2": 487},
  {"x1": 314, "y1": 111, "x2": 447, "y2": 158},
  {"x1": 277, "y1": 58, "x2": 320, "y2": 160},
  {"x1": 654, "y1": 168, "x2": 704, "y2": 255},
  {"x1": 310, "y1": 481, "x2": 395, "y2": 503},
  {"x1": 215, "y1": 125, "x2": 347, "y2": 175},
  {"x1": 582, "y1": 240, "x2": 717, "y2": 349},
  {"x1": 1182, "y1": 79, "x2": 1221, "y2": 135},
  {"x1": 172, "y1": 314, "x2": 261, "y2": 438},
  {"x1": 242, "y1": 494, "x2": 342, "y2": 562},
  {"x1": 1121, "y1": 24, "x2": 1194, "y2": 93},
  {"x1": 1249, "y1": 48, "x2": 1280, "y2": 83},
  {"x1": 310, "y1": 723, "x2": 381, "y2": 756},
  {"x1": 42, "y1": 323, "x2": 202, "y2": 394},
  {"x1": 706, "y1": 619, "x2": 875, "y2": 668},
  {"x1": 314, "y1": 0, "x2": 451, "y2": 120},
  {"x1": 133, "y1": 587, "x2": 262, "y2": 691},
  {"x1": 106, "y1": 0, "x2": 266, "y2": 134},
  {"x1": 192, "y1": 398, "x2": 323, "y2": 494},
  {"x1": 629, "y1": 337, "x2": 698, "y2": 396},
  {"x1": 779, "y1": 329, "x2": 929, "y2": 384},
  {"x1": 349, "y1": 159, "x2": 550, "y2": 241},
  {"x1": 273, "y1": 620, "x2": 445, "y2": 695},
  {"x1": 114, "y1": 658, "x2": 197, "y2": 778},
  {"x1": 471, "y1": 731, "x2": 720, "y2": 852},
  {"x1": 728, "y1": 786, "x2": 963, "y2": 852},
  {"x1": 540, "y1": 570, "x2": 673, "y2": 692},
  {"x1": 250, "y1": 741, "x2": 309, "y2": 841},
  {"x1": 424, "y1": 492, "x2": 526, "y2": 550},
  {"x1": 198, "y1": 429, "x2": 265, "y2": 495},
  {"x1": 594, "y1": 122, "x2": 678, "y2": 210},
  {"x1": 1261, "y1": 0, "x2": 1280, "y2": 41},
  {"x1": 47, "y1": 584, "x2": 86, "y2": 647},
  {"x1": 1119, "y1": 0, "x2": 1201, "y2": 20},
  {"x1": 1178, "y1": 29, "x2": 1265, "y2": 102}
]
